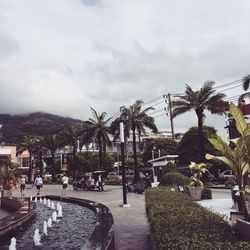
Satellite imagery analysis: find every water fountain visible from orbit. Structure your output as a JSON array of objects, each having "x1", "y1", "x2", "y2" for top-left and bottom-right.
[
  {"x1": 57, "y1": 204, "x2": 62, "y2": 217},
  {"x1": 30, "y1": 196, "x2": 32, "y2": 202},
  {"x1": 51, "y1": 201, "x2": 55, "y2": 210},
  {"x1": 43, "y1": 197, "x2": 47, "y2": 205},
  {"x1": 47, "y1": 199, "x2": 51, "y2": 208},
  {"x1": 34, "y1": 197, "x2": 37, "y2": 203},
  {"x1": 0, "y1": 196, "x2": 109, "y2": 250},
  {"x1": 52, "y1": 211, "x2": 57, "y2": 222},
  {"x1": 33, "y1": 228, "x2": 41, "y2": 245},
  {"x1": 56, "y1": 202, "x2": 60, "y2": 211},
  {"x1": 9, "y1": 237, "x2": 16, "y2": 250},
  {"x1": 43, "y1": 220, "x2": 48, "y2": 236},
  {"x1": 47, "y1": 217, "x2": 52, "y2": 227}
]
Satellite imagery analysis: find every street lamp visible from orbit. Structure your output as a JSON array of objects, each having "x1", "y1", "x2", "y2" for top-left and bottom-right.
[{"x1": 120, "y1": 122, "x2": 130, "y2": 207}]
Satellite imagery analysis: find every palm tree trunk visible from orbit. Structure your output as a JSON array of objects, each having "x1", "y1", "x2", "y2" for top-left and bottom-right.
[
  {"x1": 98, "y1": 137, "x2": 103, "y2": 170},
  {"x1": 51, "y1": 151, "x2": 55, "y2": 182},
  {"x1": 197, "y1": 112, "x2": 205, "y2": 162},
  {"x1": 28, "y1": 150, "x2": 32, "y2": 183},
  {"x1": 132, "y1": 128, "x2": 140, "y2": 182}
]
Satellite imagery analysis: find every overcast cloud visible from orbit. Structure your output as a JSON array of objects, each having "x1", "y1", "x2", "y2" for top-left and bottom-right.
[{"x1": 0, "y1": 0, "x2": 250, "y2": 139}]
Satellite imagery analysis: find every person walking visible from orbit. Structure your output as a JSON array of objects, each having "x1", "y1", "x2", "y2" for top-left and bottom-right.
[
  {"x1": 62, "y1": 174, "x2": 69, "y2": 196},
  {"x1": 20, "y1": 175, "x2": 26, "y2": 196},
  {"x1": 98, "y1": 174, "x2": 104, "y2": 192},
  {"x1": 34, "y1": 175, "x2": 43, "y2": 195}
]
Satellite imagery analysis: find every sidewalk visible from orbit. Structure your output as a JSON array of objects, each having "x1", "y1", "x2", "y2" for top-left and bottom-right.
[{"x1": 12, "y1": 185, "x2": 152, "y2": 250}]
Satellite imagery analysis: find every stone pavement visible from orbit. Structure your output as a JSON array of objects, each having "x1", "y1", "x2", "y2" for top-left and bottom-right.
[{"x1": 11, "y1": 184, "x2": 152, "y2": 250}]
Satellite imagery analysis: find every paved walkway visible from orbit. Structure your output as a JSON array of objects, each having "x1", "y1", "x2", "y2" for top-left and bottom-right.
[{"x1": 11, "y1": 184, "x2": 152, "y2": 250}]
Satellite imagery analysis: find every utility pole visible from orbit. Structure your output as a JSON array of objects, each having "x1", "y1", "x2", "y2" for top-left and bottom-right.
[
  {"x1": 168, "y1": 93, "x2": 175, "y2": 140},
  {"x1": 164, "y1": 94, "x2": 175, "y2": 140}
]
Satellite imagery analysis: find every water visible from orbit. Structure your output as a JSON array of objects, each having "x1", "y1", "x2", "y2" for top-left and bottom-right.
[
  {"x1": 8, "y1": 238, "x2": 16, "y2": 250},
  {"x1": 0, "y1": 201, "x2": 97, "y2": 250},
  {"x1": 33, "y1": 229, "x2": 41, "y2": 245}
]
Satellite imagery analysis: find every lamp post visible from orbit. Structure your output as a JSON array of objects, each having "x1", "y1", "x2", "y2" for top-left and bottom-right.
[{"x1": 120, "y1": 122, "x2": 129, "y2": 206}]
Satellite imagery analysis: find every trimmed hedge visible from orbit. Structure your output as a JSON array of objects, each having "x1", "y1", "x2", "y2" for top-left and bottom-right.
[
  {"x1": 159, "y1": 172, "x2": 189, "y2": 187},
  {"x1": 145, "y1": 188, "x2": 250, "y2": 249}
]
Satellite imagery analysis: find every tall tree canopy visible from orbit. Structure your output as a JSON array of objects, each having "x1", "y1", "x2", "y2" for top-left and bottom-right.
[
  {"x1": 120, "y1": 100, "x2": 158, "y2": 182},
  {"x1": 177, "y1": 126, "x2": 218, "y2": 164},
  {"x1": 85, "y1": 107, "x2": 112, "y2": 170},
  {"x1": 172, "y1": 81, "x2": 225, "y2": 161}
]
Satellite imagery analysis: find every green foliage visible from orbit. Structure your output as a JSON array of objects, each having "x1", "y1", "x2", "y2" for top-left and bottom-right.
[
  {"x1": 188, "y1": 162, "x2": 209, "y2": 189},
  {"x1": 206, "y1": 135, "x2": 249, "y2": 187},
  {"x1": 75, "y1": 152, "x2": 99, "y2": 173},
  {"x1": 225, "y1": 179, "x2": 236, "y2": 187},
  {"x1": 0, "y1": 159, "x2": 21, "y2": 189},
  {"x1": 143, "y1": 138, "x2": 177, "y2": 165},
  {"x1": 201, "y1": 188, "x2": 212, "y2": 199},
  {"x1": 177, "y1": 126, "x2": 218, "y2": 164},
  {"x1": 145, "y1": 188, "x2": 250, "y2": 250},
  {"x1": 159, "y1": 172, "x2": 189, "y2": 187}
]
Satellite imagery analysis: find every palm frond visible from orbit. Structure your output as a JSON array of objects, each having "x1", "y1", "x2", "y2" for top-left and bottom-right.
[{"x1": 243, "y1": 74, "x2": 250, "y2": 91}]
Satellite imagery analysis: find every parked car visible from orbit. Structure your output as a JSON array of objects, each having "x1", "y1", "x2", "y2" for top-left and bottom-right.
[
  {"x1": 106, "y1": 172, "x2": 122, "y2": 181},
  {"x1": 126, "y1": 171, "x2": 145, "y2": 180},
  {"x1": 73, "y1": 171, "x2": 107, "y2": 191},
  {"x1": 219, "y1": 170, "x2": 235, "y2": 181}
]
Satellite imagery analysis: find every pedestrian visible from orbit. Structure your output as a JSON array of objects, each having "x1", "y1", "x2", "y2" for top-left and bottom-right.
[
  {"x1": 20, "y1": 175, "x2": 26, "y2": 196},
  {"x1": 98, "y1": 174, "x2": 104, "y2": 192},
  {"x1": 62, "y1": 174, "x2": 69, "y2": 195},
  {"x1": 34, "y1": 175, "x2": 43, "y2": 195}
]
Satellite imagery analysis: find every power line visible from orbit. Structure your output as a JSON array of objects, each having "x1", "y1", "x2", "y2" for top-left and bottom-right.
[
  {"x1": 214, "y1": 78, "x2": 242, "y2": 89},
  {"x1": 216, "y1": 83, "x2": 242, "y2": 93},
  {"x1": 153, "y1": 113, "x2": 168, "y2": 118},
  {"x1": 143, "y1": 95, "x2": 163, "y2": 106}
]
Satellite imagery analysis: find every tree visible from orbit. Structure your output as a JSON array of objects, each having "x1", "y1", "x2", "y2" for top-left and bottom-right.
[
  {"x1": 177, "y1": 126, "x2": 218, "y2": 164},
  {"x1": 206, "y1": 102, "x2": 250, "y2": 188},
  {"x1": 60, "y1": 125, "x2": 82, "y2": 173},
  {"x1": 0, "y1": 159, "x2": 20, "y2": 189},
  {"x1": 143, "y1": 138, "x2": 177, "y2": 166},
  {"x1": 206, "y1": 136, "x2": 249, "y2": 188},
  {"x1": 171, "y1": 82, "x2": 225, "y2": 161},
  {"x1": 238, "y1": 74, "x2": 250, "y2": 103},
  {"x1": 21, "y1": 135, "x2": 41, "y2": 182},
  {"x1": 85, "y1": 108, "x2": 112, "y2": 170},
  {"x1": 40, "y1": 134, "x2": 64, "y2": 180},
  {"x1": 120, "y1": 100, "x2": 158, "y2": 182}
]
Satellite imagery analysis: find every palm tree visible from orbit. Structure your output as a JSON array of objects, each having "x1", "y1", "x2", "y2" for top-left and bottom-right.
[
  {"x1": 171, "y1": 81, "x2": 225, "y2": 161},
  {"x1": 60, "y1": 125, "x2": 82, "y2": 170},
  {"x1": 85, "y1": 108, "x2": 112, "y2": 170},
  {"x1": 238, "y1": 74, "x2": 250, "y2": 104},
  {"x1": 40, "y1": 134, "x2": 64, "y2": 181},
  {"x1": 120, "y1": 100, "x2": 158, "y2": 182},
  {"x1": 22, "y1": 135, "x2": 41, "y2": 182}
]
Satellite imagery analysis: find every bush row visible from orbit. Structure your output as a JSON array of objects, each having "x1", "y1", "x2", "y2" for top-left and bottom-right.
[{"x1": 145, "y1": 187, "x2": 250, "y2": 249}]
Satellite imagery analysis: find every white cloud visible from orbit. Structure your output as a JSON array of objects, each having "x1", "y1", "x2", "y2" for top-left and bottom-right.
[{"x1": 0, "y1": 0, "x2": 250, "y2": 139}]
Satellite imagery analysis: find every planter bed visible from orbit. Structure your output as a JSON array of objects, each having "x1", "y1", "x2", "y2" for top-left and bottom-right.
[{"x1": 145, "y1": 187, "x2": 250, "y2": 249}]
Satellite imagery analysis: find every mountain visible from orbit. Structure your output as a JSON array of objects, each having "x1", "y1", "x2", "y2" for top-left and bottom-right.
[{"x1": 0, "y1": 112, "x2": 87, "y2": 145}]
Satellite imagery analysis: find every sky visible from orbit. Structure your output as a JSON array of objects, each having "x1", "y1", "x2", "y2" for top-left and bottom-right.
[{"x1": 0, "y1": 0, "x2": 250, "y2": 139}]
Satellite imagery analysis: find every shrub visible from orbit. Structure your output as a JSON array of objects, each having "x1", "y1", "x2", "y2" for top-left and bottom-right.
[
  {"x1": 225, "y1": 179, "x2": 236, "y2": 187},
  {"x1": 201, "y1": 188, "x2": 212, "y2": 199},
  {"x1": 159, "y1": 172, "x2": 189, "y2": 187},
  {"x1": 145, "y1": 187, "x2": 250, "y2": 249}
]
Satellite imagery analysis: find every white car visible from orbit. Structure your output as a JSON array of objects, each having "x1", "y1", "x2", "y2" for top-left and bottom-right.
[
  {"x1": 219, "y1": 170, "x2": 235, "y2": 181},
  {"x1": 106, "y1": 172, "x2": 121, "y2": 181}
]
